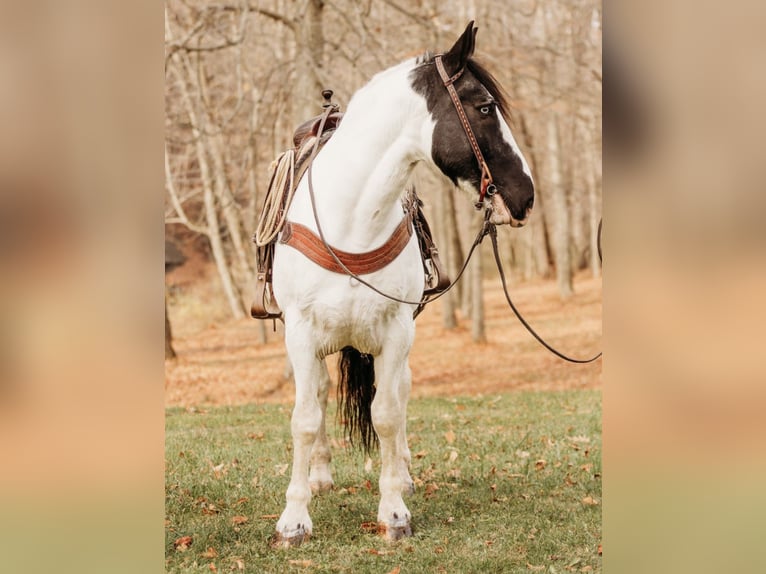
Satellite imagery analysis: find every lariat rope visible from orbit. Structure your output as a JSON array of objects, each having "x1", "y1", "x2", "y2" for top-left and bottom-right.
[{"x1": 253, "y1": 149, "x2": 296, "y2": 247}]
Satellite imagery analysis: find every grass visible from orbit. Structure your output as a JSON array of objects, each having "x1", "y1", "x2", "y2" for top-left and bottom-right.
[{"x1": 165, "y1": 390, "x2": 601, "y2": 573}]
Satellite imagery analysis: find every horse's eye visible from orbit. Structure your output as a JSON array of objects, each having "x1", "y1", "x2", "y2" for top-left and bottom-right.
[{"x1": 479, "y1": 104, "x2": 493, "y2": 115}]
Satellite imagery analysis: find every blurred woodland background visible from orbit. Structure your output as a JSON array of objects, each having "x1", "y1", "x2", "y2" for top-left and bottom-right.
[{"x1": 164, "y1": 0, "x2": 602, "y2": 352}]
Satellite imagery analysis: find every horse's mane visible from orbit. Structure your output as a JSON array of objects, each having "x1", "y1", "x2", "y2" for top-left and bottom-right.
[{"x1": 414, "y1": 51, "x2": 513, "y2": 123}]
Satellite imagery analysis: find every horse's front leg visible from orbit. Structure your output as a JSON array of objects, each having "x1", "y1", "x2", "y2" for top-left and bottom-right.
[
  {"x1": 396, "y1": 364, "x2": 415, "y2": 496},
  {"x1": 274, "y1": 332, "x2": 324, "y2": 548},
  {"x1": 372, "y1": 322, "x2": 415, "y2": 540},
  {"x1": 309, "y1": 360, "x2": 333, "y2": 493}
]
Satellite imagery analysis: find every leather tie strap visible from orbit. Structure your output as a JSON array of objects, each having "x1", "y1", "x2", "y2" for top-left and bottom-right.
[
  {"x1": 434, "y1": 55, "x2": 495, "y2": 209},
  {"x1": 281, "y1": 215, "x2": 414, "y2": 275}
]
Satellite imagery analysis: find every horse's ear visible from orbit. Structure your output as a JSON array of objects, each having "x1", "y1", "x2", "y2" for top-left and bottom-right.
[{"x1": 441, "y1": 21, "x2": 477, "y2": 77}]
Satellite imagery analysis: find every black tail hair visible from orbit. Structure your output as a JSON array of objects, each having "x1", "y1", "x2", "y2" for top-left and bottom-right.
[{"x1": 337, "y1": 346, "x2": 378, "y2": 453}]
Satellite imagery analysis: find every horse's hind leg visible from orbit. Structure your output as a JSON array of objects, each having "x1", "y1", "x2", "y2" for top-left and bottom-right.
[
  {"x1": 274, "y1": 331, "x2": 323, "y2": 547},
  {"x1": 309, "y1": 360, "x2": 333, "y2": 493},
  {"x1": 372, "y1": 321, "x2": 415, "y2": 540}
]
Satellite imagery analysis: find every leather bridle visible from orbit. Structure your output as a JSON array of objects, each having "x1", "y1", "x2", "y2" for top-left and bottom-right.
[{"x1": 434, "y1": 55, "x2": 496, "y2": 210}]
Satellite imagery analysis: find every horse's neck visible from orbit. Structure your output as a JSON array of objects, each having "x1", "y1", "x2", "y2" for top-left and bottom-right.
[{"x1": 289, "y1": 66, "x2": 428, "y2": 250}]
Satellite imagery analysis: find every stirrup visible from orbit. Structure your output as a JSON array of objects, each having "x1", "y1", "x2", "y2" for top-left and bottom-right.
[{"x1": 251, "y1": 272, "x2": 283, "y2": 320}]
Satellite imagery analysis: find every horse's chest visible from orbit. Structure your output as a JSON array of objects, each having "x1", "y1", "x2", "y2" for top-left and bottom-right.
[{"x1": 304, "y1": 297, "x2": 400, "y2": 356}]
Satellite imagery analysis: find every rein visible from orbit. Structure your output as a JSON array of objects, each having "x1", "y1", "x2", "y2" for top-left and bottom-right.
[
  {"x1": 302, "y1": 83, "x2": 601, "y2": 363},
  {"x1": 304, "y1": 104, "x2": 486, "y2": 315},
  {"x1": 486, "y1": 219, "x2": 602, "y2": 364}
]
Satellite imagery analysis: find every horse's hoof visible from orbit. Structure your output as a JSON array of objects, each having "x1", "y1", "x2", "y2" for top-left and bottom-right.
[
  {"x1": 309, "y1": 480, "x2": 334, "y2": 494},
  {"x1": 270, "y1": 526, "x2": 310, "y2": 548},
  {"x1": 379, "y1": 518, "x2": 412, "y2": 541}
]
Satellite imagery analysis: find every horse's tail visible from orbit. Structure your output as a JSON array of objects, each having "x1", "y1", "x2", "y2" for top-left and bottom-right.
[{"x1": 337, "y1": 346, "x2": 378, "y2": 453}]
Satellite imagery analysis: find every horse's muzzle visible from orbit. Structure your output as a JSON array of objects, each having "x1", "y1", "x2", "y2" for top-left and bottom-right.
[{"x1": 489, "y1": 194, "x2": 532, "y2": 227}]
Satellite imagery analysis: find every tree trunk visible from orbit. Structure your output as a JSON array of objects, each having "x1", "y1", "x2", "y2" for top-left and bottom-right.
[
  {"x1": 294, "y1": 0, "x2": 325, "y2": 121},
  {"x1": 544, "y1": 115, "x2": 574, "y2": 299},
  {"x1": 165, "y1": 293, "x2": 176, "y2": 360},
  {"x1": 204, "y1": 178, "x2": 248, "y2": 318},
  {"x1": 169, "y1": 53, "x2": 247, "y2": 319},
  {"x1": 436, "y1": 186, "x2": 458, "y2": 329},
  {"x1": 470, "y1": 211, "x2": 486, "y2": 343}
]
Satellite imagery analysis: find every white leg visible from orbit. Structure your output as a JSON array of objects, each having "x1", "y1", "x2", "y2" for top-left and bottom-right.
[
  {"x1": 309, "y1": 361, "x2": 333, "y2": 493},
  {"x1": 274, "y1": 331, "x2": 323, "y2": 547},
  {"x1": 371, "y1": 320, "x2": 414, "y2": 540},
  {"x1": 396, "y1": 365, "x2": 415, "y2": 496}
]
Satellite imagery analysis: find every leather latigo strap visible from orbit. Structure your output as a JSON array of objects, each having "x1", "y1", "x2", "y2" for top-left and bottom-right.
[{"x1": 281, "y1": 215, "x2": 413, "y2": 275}]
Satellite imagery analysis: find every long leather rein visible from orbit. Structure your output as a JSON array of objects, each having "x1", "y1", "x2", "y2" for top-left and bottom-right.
[{"x1": 296, "y1": 61, "x2": 601, "y2": 364}]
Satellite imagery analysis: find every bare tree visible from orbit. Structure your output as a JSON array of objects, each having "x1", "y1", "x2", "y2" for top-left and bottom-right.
[{"x1": 163, "y1": 0, "x2": 602, "y2": 330}]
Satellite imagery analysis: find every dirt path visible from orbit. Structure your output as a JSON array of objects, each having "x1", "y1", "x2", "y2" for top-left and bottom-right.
[{"x1": 165, "y1": 274, "x2": 601, "y2": 407}]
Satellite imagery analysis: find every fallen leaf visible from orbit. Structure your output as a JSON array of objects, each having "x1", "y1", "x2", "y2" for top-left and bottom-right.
[
  {"x1": 231, "y1": 515, "x2": 249, "y2": 525},
  {"x1": 208, "y1": 563, "x2": 217, "y2": 572},
  {"x1": 366, "y1": 548, "x2": 389, "y2": 555},
  {"x1": 261, "y1": 514, "x2": 279, "y2": 519},
  {"x1": 582, "y1": 496, "x2": 599, "y2": 506},
  {"x1": 251, "y1": 476, "x2": 259, "y2": 488},
  {"x1": 288, "y1": 559, "x2": 314, "y2": 567},
  {"x1": 448, "y1": 450, "x2": 458, "y2": 463},
  {"x1": 360, "y1": 521, "x2": 379, "y2": 533},
  {"x1": 444, "y1": 430, "x2": 456, "y2": 444},
  {"x1": 201, "y1": 547, "x2": 218, "y2": 558},
  {"x1": 598, "y1": 544, "x2": 602, "y2": 555},
  {"x1": 526, "y1": 564, "x2": 544, "y2": 572},
  {"x1": 201, "y1": 503, "x2": 219, "y2": 515},
  {"x1": 425, "y1": 483, "x2": 439, "y2": 497},
  {"x1": 414, "y1": 450, "x2": 428, "y2": 459},
  {"x1": 234, "y1": 497, "x2": 249, "y2": 507},
  {"x1": 516, "y1": 450, "x2": 531, "y2": 459},
  {"x1": 247, "y1": 432, "x2": 264, "y2": 440},
  {"x1": 275, "y1": 464, "x2": 288, "y2": 476},
  {"x1": 174, "y1": 536, "x2": 193, "y2": 551},
  {"x1": 580, "y1": 567, "x2": 593, "y2": 572},
  {"x1": 535, "y1": 459, "x2": 547, "y2": 471},
  {"x1": 234, "y1": 559, "x2": 245, "y2": 570},
  {"x1": 386, "y1": 567, "x2": 401, "y2": 574}
]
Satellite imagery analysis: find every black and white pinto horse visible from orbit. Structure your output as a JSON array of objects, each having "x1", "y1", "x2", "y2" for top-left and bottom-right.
[{"x1": 270, "y1": 22, "x2": 534, "y2": 546}]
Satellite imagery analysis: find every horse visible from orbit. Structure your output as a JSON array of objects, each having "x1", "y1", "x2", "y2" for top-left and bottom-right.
[{"x1": 269, "y1": 21, "x2": 534, "y2": 547}]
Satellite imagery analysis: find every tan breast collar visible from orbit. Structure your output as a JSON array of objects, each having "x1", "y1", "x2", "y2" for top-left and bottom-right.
[{"x1": 280, "y1": 214, "x2": 413, "y2": 275}]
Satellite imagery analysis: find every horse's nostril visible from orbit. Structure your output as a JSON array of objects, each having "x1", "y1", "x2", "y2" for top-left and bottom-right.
[{"x1": 525, "y1": 197, "x2": 534, "y2": 213}]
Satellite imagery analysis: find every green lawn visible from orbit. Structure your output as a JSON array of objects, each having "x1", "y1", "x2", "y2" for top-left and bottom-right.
[{"x1": 165, "y1": 390, "x2": 601, "y2": 573}]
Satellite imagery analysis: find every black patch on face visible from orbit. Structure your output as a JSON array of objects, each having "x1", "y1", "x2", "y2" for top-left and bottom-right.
[{"x1": 409, "y1": 57, "x2": 535, "y2": 221}]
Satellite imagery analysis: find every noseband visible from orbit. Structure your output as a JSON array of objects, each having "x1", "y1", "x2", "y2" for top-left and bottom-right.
[{"x1": 434, "y1": 55, "x2": 496, "y2": 210}]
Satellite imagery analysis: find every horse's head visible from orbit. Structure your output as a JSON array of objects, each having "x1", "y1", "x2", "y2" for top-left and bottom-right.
[{"x1": 411, "y1": 22, "x2": 534, "y2": 227}]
